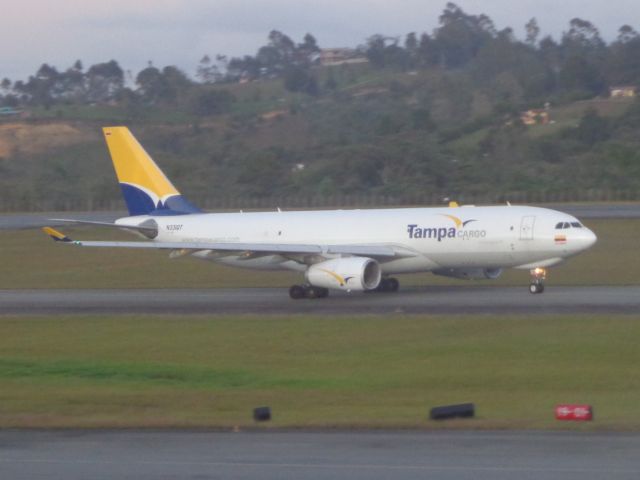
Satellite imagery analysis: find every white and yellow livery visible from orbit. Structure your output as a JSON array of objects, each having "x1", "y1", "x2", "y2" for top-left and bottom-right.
[{"x1": 45, "y1": 127, "x2": 597, "y2": 298}]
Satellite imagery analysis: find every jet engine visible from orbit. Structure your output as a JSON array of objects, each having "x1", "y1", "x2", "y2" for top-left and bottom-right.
[
  {"x1": 305, "y1": 257, "x2": 381, "y2": 291},
  {"x1": 433, "y1": 268, "x2": 503, "y2": 280}
]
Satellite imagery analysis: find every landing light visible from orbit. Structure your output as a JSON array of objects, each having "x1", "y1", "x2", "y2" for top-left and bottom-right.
[{"x1": 533, "y1": 267, "x2": 546, "y2": 278}]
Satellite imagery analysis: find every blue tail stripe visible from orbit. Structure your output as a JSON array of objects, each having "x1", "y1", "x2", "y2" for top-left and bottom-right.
[
  {"x1": 120, "y1": 184, "x2": 156, "y2": 216},
  {"x1": 163, "y1": 196, "x2": 201, "y2": 214},
  {"x1": 120, "y1": 184, "x2": 201, "y2": 216}
]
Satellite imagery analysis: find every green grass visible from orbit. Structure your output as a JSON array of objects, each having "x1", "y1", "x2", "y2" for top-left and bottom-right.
[
  {"x1": 0, "y1": 217, "x2": 637, "y2": 289},
  {"x1": 0, "y1": 314, "x2": 637, "y2": 429}
]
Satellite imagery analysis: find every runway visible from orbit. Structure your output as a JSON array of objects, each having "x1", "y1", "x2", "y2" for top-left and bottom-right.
[
  {"x1": 0, "y1": 430, "x2": 638, "y2": 480},
  {"x1": 1, "y1": 286, "x2": 639, "y2": 315}
]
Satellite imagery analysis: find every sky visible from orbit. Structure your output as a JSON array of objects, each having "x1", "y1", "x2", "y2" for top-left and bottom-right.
[{"x1": 2, "y1": 0, "x2": 640, "y2": 81}]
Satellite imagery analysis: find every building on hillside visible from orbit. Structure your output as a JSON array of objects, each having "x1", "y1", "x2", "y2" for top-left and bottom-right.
[
  {"x1": 320, "y1": 48, "x2": 369, "y2": 66},
  {"x1": 520, "y1": 108, "x2": 550, "y2": 126},
  {"x1": 609, "y1": 85, "x2": 636, "y2": 98}
]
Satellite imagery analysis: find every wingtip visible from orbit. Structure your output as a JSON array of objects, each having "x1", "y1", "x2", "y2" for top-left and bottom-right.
[{"x1": 42, "y1": 226, "x2": 72, "y2": 242}]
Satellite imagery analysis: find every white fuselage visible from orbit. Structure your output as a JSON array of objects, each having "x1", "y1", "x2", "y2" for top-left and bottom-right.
[{"x1": 118, "y1": 205, "x2": 597, "y2": 275}]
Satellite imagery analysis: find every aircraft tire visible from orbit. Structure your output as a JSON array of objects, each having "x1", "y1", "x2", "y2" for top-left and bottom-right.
[
  {"x1": 316, "y1": 287, "x2": 329, "y2": 298},
  {"x1": 529, "y1": 283, "x2": 544, "y2": 294},
  {"x1": 374, "y1": 278, "x2": 399, "y2": 293},
  {"x1": 289, "y1": 285, "x2": 306, "y2": 299},
  {"x1": 305, "y1": 286, "x2": 329, "y2": 299}
]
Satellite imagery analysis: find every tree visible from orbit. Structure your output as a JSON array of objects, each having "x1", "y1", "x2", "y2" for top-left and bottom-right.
[
  {"x1": 563, "y1": 18, "x2": 605, "y2": 52},
  {"x1": 160, "y1": 66, "x2": 192, "y2": 104},
  {"x1": 607, "y1": 26, "x2": 640, "y2": 85},
  {"x1": 257, "y1": 30, "x2": 297, "y2": 74},
  {"x1": 418, "y1": 33, "x2": 440, "y2": 67},
  {"x1": 617, "y1": 25, "x2": 638, "y2": 44},
  {"x1": 0, "y1": 78, "x2": 11, "y2": 94},
  {"x1": 227, "y1": 55, "x2": 261, "y2": 81},
  {"x1": 558, "y1": 55, "x2": 605, "y2": 97},
  {"x1": 434, "y1": 2, "x2": 496, "y2": 68},
  {"x1": 136, "y1": 65, "x2": 164, "y2": 103},
  {"x1": 525, "y1": 18, "x2": 540, "y2": 47},
  {"x1": 576, "y1": 108, "x2": 610, "y2": 145},
  {"x1": 190, "y1": 89, "x2": 235, "y2": 116},
  {"x1": 196, "y1": 55, "x2": 220, "y2": 84},
  {"x1": 364, "y1": 35, "x2": 407, "y2": 69},
  {"x1": 365, "y1": 34, "x2": 387, "y2": 67},
  {"x1": 86, "y1": 60, "x2": 124, "y2": 102},
  {"x1": 405, "y1": 32, "x2": 418, "y2": 68},
  {"x1": 283, "y1": 66, "x2": 318, "y2": 95},
  {"x1": 296, "y1": 33, "x2": 320, "y2": 66}
]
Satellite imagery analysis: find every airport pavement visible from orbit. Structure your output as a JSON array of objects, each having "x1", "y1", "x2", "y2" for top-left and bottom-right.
[
  {"x1": 1, "y1": 204, "x2": 639, "y2": 230},
  {"x1": 1, "y1": 286, "x2": 639, "y2": 315},
  {"x1": 0, "y1": 430, "x2": 638, "y2": 480}
]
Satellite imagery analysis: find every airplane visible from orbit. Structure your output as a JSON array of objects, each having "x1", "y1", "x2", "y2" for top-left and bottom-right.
[{"x1": 43, "y1": 126, "x2": 597, "y2": 299}]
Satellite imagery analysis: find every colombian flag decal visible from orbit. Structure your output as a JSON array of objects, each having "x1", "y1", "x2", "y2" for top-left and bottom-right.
[{"x1": 554, "y1": 235, "x2": 567, "y2": 244}]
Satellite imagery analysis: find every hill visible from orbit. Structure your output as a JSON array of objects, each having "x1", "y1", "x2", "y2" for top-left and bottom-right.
[{"x1": 3, "y1": 3, "x2": 640, "y2": 211}]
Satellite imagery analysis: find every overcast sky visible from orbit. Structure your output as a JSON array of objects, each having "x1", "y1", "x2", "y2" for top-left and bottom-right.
[{"x1": 3, "y1": 0, "x2": 640, "y2": 81}]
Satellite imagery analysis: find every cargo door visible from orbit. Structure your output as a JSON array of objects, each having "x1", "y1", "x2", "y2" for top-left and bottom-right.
[{"x1": 519, "y1": 215, "x2": 536, "y2": 241}]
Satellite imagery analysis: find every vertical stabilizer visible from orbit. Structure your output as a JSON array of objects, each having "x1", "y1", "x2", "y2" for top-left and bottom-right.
[{"x1": 103, "y1": 127, "x2": 200, "y2": 215}]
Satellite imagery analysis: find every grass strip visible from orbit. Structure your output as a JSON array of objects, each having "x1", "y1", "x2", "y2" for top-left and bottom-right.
[{"x1": 0, "y1": 313, "x2": 638, "y2": 429}]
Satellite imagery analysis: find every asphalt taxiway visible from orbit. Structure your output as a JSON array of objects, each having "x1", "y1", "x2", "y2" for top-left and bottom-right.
[
  {"x1": 1, "y1": 430, "x2": 639, "y2": 480},
  {"x1": 1, "y1": 286, "x2": 639, "y2": 315}
]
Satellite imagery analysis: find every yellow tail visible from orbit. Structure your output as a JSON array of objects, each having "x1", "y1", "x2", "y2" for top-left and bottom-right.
[{"x1": 103, "y1": 127, "x2": 199, "y2": 215}]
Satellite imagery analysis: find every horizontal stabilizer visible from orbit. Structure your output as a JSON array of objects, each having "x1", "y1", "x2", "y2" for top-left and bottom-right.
[
  {"x1": 49, "y1": 218, "x2": 158, "y2": 234},
  {"x1": 42, "y1": 227, "x2": 72, "y2": 242}
]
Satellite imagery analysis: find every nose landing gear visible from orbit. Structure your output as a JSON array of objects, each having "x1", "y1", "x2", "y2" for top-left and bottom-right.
[{"x1": 529, "y1": 267, "x2": 546, "y2": 294}]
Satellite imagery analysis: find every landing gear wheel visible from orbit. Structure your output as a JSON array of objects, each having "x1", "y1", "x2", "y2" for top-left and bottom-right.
[
  {"x1": 306, "y1": 286, "x2": 329, "y2": 299},
  {"x1": 529, "y1": 283, "x2": 544, "y2": 294},
  {"x1": 289, "y1": 285, "x2": 329, "y2": 300},
  {"x1": 529, "y1": 267, "x2": 547, "y2": 295},
  {"x1": 371, "y1": 277, "x2": 400, "y2": 293},
  {"x1": 289, "y1": 285, "x2": 306, "y2": 299},
  {"x1": 387, "y1": 277, "x2": 400, "y2": 292},
  {"x1": 316, "y1": 288, "x2": 329, "y2": 298}
]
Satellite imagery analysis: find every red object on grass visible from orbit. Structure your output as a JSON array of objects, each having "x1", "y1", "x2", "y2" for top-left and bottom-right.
[{"x1": 555, "y1": 404, "x2": 593, "y2": 421}]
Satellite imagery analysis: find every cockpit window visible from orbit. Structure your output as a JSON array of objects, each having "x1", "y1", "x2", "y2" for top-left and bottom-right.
[{"x1": 556, "y1": 221, "x2": 579, "y2": 229}]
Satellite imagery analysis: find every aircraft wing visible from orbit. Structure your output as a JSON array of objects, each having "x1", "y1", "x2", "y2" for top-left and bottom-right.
[{"x1": 42, "y1": 227, "x2": 414, "y2": 258}]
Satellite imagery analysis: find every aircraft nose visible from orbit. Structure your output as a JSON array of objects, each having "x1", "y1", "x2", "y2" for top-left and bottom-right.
[{"x1": 577, "y1": 228, "x2": 597, "y2": 250}]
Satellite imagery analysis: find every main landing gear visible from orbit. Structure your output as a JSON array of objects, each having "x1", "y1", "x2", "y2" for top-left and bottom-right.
[
  {"x1": 529, "y1": 267, "x2": 546, "y2": 294},
  {"x1": 288, "y1": 277, "x2": 400, "y2": 299},
  {"x1": 289, "y1": 284, "x2": 329, "y2": 299},
  {"x1": 365, "y1": 277, "x2": 400, "y2": 294},
  {"x1": 375, "y1": 277, "x2": 400, "y2": 293}
]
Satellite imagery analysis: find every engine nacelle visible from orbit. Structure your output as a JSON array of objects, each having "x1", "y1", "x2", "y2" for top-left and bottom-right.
[
  {"x1": 433, "y1": 268, "x2": 503, "y2": 280},
  {"x1": 305, "y1": 257, "x2": 381, "y2": 291}
]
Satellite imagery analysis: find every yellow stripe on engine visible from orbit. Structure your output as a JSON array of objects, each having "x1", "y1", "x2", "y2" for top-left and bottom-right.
[
  {"x1": 103, "y1": 127, "x2": 179, "y2": 198},
  {"x1": 319, "y1": 268, "x2": 346, "y2": 286}
]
